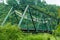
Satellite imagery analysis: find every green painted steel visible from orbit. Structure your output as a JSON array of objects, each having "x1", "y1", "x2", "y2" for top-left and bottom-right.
[
  {"x1": 1, "y1": 0, "x2": 58, "y2": 32},
  {"x1": 18, "y1": 5, "x2": 29, "y2": 27},
  {"x1": 1, "y1": 7, "x2": 13, "y2": 26}
]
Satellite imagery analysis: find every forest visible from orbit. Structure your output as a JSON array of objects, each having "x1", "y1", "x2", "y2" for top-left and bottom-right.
[{"x1": 0, "y1": 0, "x2": 60, "y2": 40}]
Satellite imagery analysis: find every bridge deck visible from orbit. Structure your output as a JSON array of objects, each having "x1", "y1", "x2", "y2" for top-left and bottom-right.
[{"x1": 21, "y1": 28, "x2": 52, "y2": 34}]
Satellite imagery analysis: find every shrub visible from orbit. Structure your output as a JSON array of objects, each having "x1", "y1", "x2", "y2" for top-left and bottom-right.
[
  {"x1": 54, "y1": 24, "x2": 60, "y2": 36},
  {"x1": 0, "y1": 23, "x2": 56, "y2": 40},
  {"x1": 0, "y1": 23, "x2": 24, "y2": 40},
  {"x1": 24, "y1": 33, "x2": 56, "y2": 40}
]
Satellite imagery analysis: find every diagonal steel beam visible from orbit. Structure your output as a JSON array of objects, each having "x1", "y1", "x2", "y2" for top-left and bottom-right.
[
  {"x1": 30, "y1": 5, "x2": 58, "y2": 20},
  {"x1": 1, "y1": 7, "x2": 13, "y2": 26},
  {"x1": 18, "y1": 5, "x2": 29, "y2": 27},
  {"x1": 15, "y1": 10, "x2": 40, "y2": 22}
]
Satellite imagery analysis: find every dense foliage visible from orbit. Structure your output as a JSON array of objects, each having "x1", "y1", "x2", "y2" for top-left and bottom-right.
[
  {"x1": 0, "y1": 0, "x2": 60, "y2": 24},
  {"x1": 0, "y1": 23, "x2": 59, "y2": 40},
  {"x1": 0, "y1": 23, "x2": 24, "y2": 40},
  {"x1": 54, "y1": 24, "x2": 60, "y2": 36},
  {"x1": 0, "y1": 0, "x2": 60, "y2": 40}
]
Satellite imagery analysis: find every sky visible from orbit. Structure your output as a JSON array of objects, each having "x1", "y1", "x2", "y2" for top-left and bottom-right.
[
  {"x1": 0, "y1": 0, "x2": 3, "y2": 3},
  {"x1": 0, "y1": 0, "x2": 60, "y2": 6},
  {"x1": 45, "y1": 0, "x2": 60, "y2": 6}
]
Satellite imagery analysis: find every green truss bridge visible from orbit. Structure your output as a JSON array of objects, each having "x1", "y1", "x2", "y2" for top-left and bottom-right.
[{"x1": 0, "y1": 0, "x2": 60, "y2": 33}]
